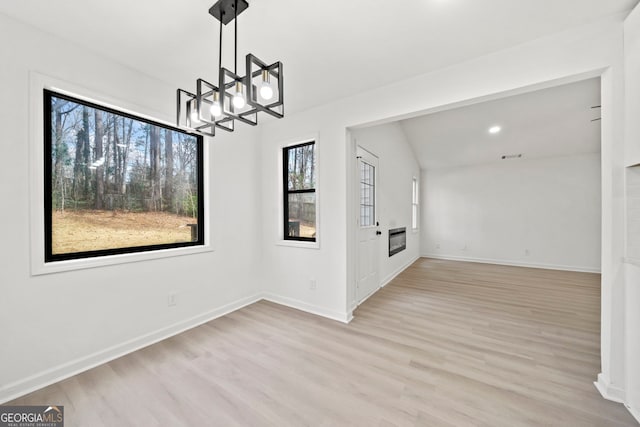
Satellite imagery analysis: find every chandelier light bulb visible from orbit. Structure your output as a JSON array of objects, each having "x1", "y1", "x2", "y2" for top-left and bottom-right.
[
  {"x1": 233, "y1": 94, "x2": 246, "y2": 109},
  {"x1": 233, "y1": 82, "x2": 246, "y2": 109},
  {"x1": 210, "y1": 92, "x2": 223, "y2": 117},
  {"x1": 189, "y1": 98, "x2": 200, "y2": 124},
  {"x1": 210, "y1": 102, "x2": 222, "y2": 117},
  {"x1": 260, "y1": 69, "x2": 274, "y2": 100},
  {"x1": 260, "y1": 82, "x2": 274, "y2": 100}
]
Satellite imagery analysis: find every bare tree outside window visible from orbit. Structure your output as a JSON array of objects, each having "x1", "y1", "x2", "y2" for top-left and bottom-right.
[{"x1": 45, "y1": 90, "x2": 204, "y2": 261}]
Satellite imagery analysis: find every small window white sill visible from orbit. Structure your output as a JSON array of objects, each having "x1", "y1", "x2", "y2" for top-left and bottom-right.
[
  {"x1": 276, "y1": 240, "x2": 320, "y2": 250},
  {"x1": 32, "y1": 245, "x2": 214, "y2": 276}
]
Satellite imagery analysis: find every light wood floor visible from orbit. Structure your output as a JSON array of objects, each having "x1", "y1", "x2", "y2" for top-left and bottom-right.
[{"x1": 8, "y1": 258, "x2": 637, "y2": 426}]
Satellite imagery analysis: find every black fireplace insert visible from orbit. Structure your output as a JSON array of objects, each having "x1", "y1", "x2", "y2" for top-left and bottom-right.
[{"x1": 389, "y1": 227, "x2": 406, "y2": 257}]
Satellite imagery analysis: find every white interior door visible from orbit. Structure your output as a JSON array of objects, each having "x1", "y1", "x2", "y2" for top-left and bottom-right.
[{"x1": 356, "y1": 147, "x2": 380, "y2": 304}]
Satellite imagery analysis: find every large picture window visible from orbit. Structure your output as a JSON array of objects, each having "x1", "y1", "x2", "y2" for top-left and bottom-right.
[
  {"x1": 283, "y1": 141, "x2": 316, "y2": 241},
  {"x1": 44, "y1": 90, "x2": 204, "y2": 262}
]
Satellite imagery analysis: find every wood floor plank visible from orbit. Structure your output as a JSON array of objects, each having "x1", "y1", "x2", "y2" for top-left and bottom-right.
[{"x1": 6, "y1": 258, "x2": 637, "y2": 426}]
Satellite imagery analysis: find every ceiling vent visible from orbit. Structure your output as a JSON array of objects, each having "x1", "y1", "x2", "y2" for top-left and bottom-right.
[{"x1": 501, "y1": 154, "x2": 523, "y2": 160}]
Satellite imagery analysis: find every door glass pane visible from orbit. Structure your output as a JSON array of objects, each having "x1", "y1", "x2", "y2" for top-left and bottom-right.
[
  {"x1": 287, "y1": 193, "x2": 316, "y2": 239},
  {"x1": 360, "y1": 161, "x2": 375, "y2": 227}
]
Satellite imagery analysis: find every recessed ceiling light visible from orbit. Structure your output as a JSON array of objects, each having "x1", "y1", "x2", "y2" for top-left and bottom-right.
[{"x1": 489, "y1": 126, "x2": 501, "y2": 134}]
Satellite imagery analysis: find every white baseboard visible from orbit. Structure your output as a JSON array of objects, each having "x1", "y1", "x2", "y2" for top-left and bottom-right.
[
  {"x1": 345, "y1": 311, "x2": 354, "y2": 323},
  {"x1": 627, "y1": 403, "x2": 640, "y2": 424},
  {"x1": 593, "y1": 374, "x2": 640, "y2": 423},
  {"x1": 262, "y1": 292, "x2": 352, "y2": 324},
  {"x1": 381, "y1": 255, "x2": 420, "y2": 287},
  {"x1": 594, "y1": 373, "x2": 626, "y2": 403},
  {"x1": 0, "y1": 293, "x2": 263, "y2": 405},
  {"x1": 421, "y1": 253, "x2": 601, "y2": 273}
]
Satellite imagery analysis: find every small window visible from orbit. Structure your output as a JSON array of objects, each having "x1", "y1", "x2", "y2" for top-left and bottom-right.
[
  {"x1": 412, "y1": 177, "x2": 419, "y2": 230},
  {"x1": 44, "y1": 89, "x2": 204, "y2": 262},
  {"x1": 283, "y1": 141, "x2": 316, "y2": 241}
]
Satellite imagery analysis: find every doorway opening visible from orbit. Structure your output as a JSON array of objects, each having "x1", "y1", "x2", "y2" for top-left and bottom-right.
[{"x1": 347, "y1": 74, "x2": 603, "y2": 318}]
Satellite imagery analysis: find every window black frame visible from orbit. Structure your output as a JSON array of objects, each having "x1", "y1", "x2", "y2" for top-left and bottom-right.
[
  {"x1": 283, "y1": 141, "x2": 316, "y2": 242},
  {"x1": 44, "y1": 89, "x2": 205, "y2": 262}
]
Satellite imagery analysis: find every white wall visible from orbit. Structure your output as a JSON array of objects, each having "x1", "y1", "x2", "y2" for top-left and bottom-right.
[
  {"x1": 625, "y1": 261, "x2": 640, "y2": 422},
  {"x1": 0, "y1": 13, "x2": 263, "y2": 402},
  {"x1": 626, "y1": 167, "x2": 640, "y2": 421},
  {"x1": 257, "y1": 11, "x2": 628, "y2": 416},
  {"x1": 351, "y1": 123, "x2": 421, "y2": 288},
  {"x1": 258, "y1": 119, "x2": 350, "y2": 321},
  {"x1": 625, "y1": 5, "x2": 640, "y2": 168},
  {"x1": 624, "y1": 2, "x2": 640, "y2": 421},
  {"x1": 421, "y1": 153, "x2": 602, "y2": 272}
]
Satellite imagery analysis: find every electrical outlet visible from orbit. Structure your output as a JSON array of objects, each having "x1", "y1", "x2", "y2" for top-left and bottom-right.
[
  {"x1": 436, "y1": 243, "x2": 441, "y2": 249},
  {"x1": 525, "y1": 249, "x2": 530, "y2": 256},
  {"x1": 168, "y1": 292, "x2": 178, "y2": 307},
  {"x1": 462, "y1": 243, "x2": 468, "y2": 250},
  {"x1": 310, "y1": 279, "x2": 317, "y2": 290}
]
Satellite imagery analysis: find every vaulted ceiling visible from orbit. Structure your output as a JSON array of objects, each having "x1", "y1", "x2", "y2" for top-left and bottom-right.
[
  {"x1": 399, "y1": 78, "x2": 602, "y2": 169},
  {"x1": 0, "y1": 0, "x2": 637, "y2": 114}
]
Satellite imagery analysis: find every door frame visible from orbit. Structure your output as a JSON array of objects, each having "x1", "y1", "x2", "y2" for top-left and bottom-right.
[{"x1": 345, "y1": 70, "x2": 609, "y2": 338}]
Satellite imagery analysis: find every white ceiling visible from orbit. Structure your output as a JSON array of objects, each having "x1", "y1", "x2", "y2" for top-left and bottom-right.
[
  {"x1": 0, "y1": 0, "x2": 636, "y2": 114},
  {"x1": 398, "y1": 78, "x2": 601, "y2": 169}
]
